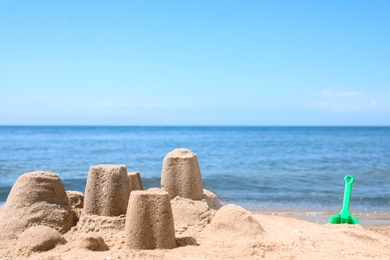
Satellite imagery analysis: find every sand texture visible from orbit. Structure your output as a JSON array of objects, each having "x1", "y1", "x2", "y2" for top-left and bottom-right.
[
  {"x1": 84, "y1": 164, "x2": 130, "y2": 216},
  {"x1": 125, "y1": 189, "x2": 176, "y2": 250},
  {"x1": 1, "y1": 161, "x2": 390, "y2": 259},
  {"x1": 1, "y1": 186, "x2": 390, "y2": 259},
  {"x1": 128, "y1": 172, "x2": 144, "y2": 191},
  {"x1": 161, "y1": 148, "x2": 203, "y2": 200}
]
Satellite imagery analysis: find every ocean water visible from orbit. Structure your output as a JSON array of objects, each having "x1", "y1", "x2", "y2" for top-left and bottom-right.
[{"x1": 1, "y1": 126, "x2": 390, "y2": 221}]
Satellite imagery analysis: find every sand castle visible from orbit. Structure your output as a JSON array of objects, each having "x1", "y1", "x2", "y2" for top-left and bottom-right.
[
  {"x1": 128, "y1": 171, "x2": 144, "y2": 191},
  {"x1": 1, "y1": 148, "x2": 390, "y2": 259},
  {"x1": 1, "y1": 148, "x2": 388, "y2": 259},
  {"x1": 0, "y1": 171, "x2": 74, "y2": 240},
  {"x1": 0, "y1": 148, "x2": 270, "y2": 258},
  {"x1": 125, "y1": 189, "x2": 176, "y2": 249},
  {"x1": 161, "y1": 148, "x2": 203, "y2": 200},
  {"x1": 84, "y1": 164, "x2": 131, "y2": 216}
]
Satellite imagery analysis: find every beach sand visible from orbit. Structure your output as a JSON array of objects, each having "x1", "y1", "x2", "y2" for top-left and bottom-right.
[{"x1": 1, "y1": 194, "x2": 390, "y2": 259}]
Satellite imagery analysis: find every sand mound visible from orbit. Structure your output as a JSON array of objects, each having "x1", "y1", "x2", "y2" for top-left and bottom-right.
[
  {"x1": 76, "y1": 235, "x2": 109, "y2": 251},
  {"x1": 171, "y1": 195, "x2": 217, "y2": 237},
  {"x1": 67, "y1": 213, "x2": 127, "y2": 252},
  {"x1": 14, "y1": 225, "x2": 66, "y2": 256},
  {"x1": 205, "y1": 204, "x2": 265, "y2": 241},
  {"x1": 202, "y1": 189, "x2": 222, "y2": 210},
  {"x1": 0, "y1": 171, "x2": 74, "y2": 240}
]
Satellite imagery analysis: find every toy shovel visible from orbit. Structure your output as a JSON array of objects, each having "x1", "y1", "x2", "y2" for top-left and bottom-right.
[{"x1": 328, "y1": 175, "x2": 360, "y2": 224}]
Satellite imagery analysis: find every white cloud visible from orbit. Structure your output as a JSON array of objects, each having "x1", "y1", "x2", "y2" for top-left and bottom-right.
[
  {"x1": 305, "y1": 90, "x2": 384, "y2": 112},
  {"x1": 305, "y1": 99, "x2": 390, "y2": 113},
  {"x1": 320, "y1": 90, "x2": 366, "y2": 97},
  {"x1": 306, "y1": 101, "x2": 350, "y2": 110}
]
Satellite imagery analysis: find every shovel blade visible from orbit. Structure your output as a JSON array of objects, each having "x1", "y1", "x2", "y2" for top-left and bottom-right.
[{"x1": 328, "y1": 214, "x2": 360, "y2": 224}]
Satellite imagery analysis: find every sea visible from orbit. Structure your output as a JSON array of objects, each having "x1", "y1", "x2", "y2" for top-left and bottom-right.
[{"x1": 1, "y1": 126, "x2": 390, "y2": 224}]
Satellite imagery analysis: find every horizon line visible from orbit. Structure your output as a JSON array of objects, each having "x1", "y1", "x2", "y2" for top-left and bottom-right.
[{"x1": 0, "y1": 125, "x2": 389, "y2": 127}]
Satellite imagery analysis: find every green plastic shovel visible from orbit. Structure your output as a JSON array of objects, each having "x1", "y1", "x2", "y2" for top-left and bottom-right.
[{"x1": 328, "y1": 175, "x2": 360, "y2": 224}]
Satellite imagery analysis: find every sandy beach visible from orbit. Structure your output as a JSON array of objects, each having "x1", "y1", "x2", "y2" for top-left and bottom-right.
[
  {"x1": 1, "y1": 205, "x2": 390, "y2": 259},
  {"x1": 1, "y1": 191, "x2": 390, "y2": 259},
  {"x1": 1, "y1": 149, "x2": 389, "y2": 259}
]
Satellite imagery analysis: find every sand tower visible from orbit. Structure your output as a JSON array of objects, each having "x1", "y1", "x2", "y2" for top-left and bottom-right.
[
  {"x1": 128, "y1": 171, "x2": 143, "y2": 191},
  {"x1": 124, "y1": 189, "x2": 176, "y2": 249},
  {"x1": 161, "y1": 148, "x2": 203, "y2": 200},
  {"x1": 84, "y1": 164, "x2": 130, "y2": 216},
  {"x1": 0, "y1": 171, "x2": 73, "y2": 240}
]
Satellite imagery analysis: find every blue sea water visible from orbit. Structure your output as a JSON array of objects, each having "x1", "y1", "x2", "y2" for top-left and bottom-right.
[{"x1": 1, "y1": 126, "x2": 390, "y2": 221}]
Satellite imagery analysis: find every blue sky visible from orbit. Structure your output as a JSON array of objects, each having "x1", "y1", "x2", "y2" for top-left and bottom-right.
[{"x1": 0, "y1": 1, "x2": 389, "y2": 126}]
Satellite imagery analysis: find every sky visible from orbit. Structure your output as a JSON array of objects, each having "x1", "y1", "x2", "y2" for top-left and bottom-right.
[{"x1": 0, "y1": 1, "x2": 389, "y2": 126}]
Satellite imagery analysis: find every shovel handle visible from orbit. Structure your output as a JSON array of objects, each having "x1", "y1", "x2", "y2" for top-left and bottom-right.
[
  {"x1": 341, "y1": 175, "x2": 354, "y2": 217},
  {"x1": 328, "y1": 174, "x2": 360, "y2": 224}
]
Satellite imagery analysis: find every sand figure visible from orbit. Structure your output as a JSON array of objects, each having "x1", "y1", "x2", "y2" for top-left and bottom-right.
[
  {"x1": 84, "y1": 164, "x2": 130, "y2": 216},
  {"x1": 161, "y1": 148, "x2": 203, "y2": 200},
  {"x1": 0, "y1": 171, "x2": 74, "y2": 240},
  {"x1": 125, "y1": 189, "x2": 176, "y2": 249},
  {"x1": 128, "y1": 171, "x2": 144, "y2": 191}
]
